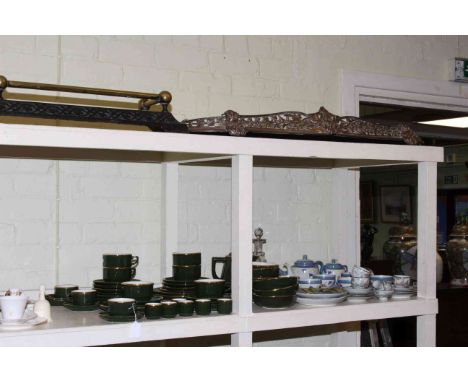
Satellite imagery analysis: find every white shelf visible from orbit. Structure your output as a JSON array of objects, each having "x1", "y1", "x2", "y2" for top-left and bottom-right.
[
  {"x1": 0, "y1": 123, "x2": 443, "y2": 166},
  {"x1": 0, "y1": 298, "x2": 438, "y2": 346},
  {"x1": 0, "y1": 122, "x2": 443, "y2": 346},
  {"x1": 251, "y1": 297, "x2": 438, "y2": 332}
]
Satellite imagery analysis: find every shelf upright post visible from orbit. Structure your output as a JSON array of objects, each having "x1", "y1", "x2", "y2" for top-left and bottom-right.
[
  {"x1": 161, "y1": 162, "x2": 179, "y2": 281},
  {"x1": 416, "y1": 161, "x2": 438, "y2": 346},
  {"x1": 231, "y1": 154, "x2": 253, "y2": 347},
  {"x1": 331, "y1": 168, "x2": 361, "y2": 346}
]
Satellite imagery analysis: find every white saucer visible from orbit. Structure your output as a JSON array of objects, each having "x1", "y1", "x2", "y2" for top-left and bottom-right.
[
  {"x1": 347, "y1": 295, "x2": 373, "y2": 303},
  {"x1": 0, "y1": 310, "x2": 37, "y2": 324},
  {"x1": 296, "y1": 291, "x2": 346, "y2": 299},
  {"x1": 345, "y1": 287, "x2": 373, "y2": 296},
  {"x1": 296, "y1": 296, "x2": 347, "y2": 306},
  {"x1": 0, "y1": 315, "x2": 47, "y2": 330},
  {"x1": 391, "y1": 294, "x2": 414, "y2": 300}
]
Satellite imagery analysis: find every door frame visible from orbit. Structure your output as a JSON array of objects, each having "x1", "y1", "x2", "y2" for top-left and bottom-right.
[{"x1": 338, "y1": 70, "x2": 468, "y2": 347}]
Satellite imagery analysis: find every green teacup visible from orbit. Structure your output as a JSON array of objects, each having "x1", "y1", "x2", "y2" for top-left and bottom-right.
[
  {"x1": 54, "y1": 284, "x2": 79, "y2": 299},
  {"x1": 194, "y1": 279, "x2": 225, "y2": 299},
  {"x1": 103, "y1": 267, "x2": 136, "y2": 282},
  {"x1": 172, "y1": 265, "x2": 201, "y2": 281},
  {"x1": 70, "y1": 289, "x2": 96, "y2": 306},
  {"x1": 107, "y1": 298, "x2": 136, "y2": 316},
  {"x1": 195, "y1": 299, "x2": 211, "y2": 315},
  {"x1": 121, "y1": 281, "x2": 154, "y2": 302},
  {"x1": 103, "y1": 254, "x2": 139, "y2": 268},
  {"x1": 217, "y1": 298, "x2": 232, "y2": 315},
  {"x1": 177, "y1": 300, "x2": 194, "y2": 316},
  {"x1": 161, "y1": 301, "x2": 178, "y2": 318},
  {"x1": 173, "y1": 252, "x2": 201, "y2": 266},
  {"x1": 145, "y1": 303, "x2": 162, "y2": 319}
]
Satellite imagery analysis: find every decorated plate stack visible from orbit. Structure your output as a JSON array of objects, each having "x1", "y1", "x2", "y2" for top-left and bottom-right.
[
  {"x1": 252, "y1": 262, "x2": 298, "y2": 308},
  {"x1": 296, "y1": 286, "x2": 347, "y2": 306}
]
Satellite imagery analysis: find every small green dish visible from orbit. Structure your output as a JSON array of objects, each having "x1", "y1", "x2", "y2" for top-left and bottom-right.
[
  {"x1": 63, "y1": 302, "x2": 99, "y2": 311},
  {"x1": 45, "y1": 294, "x2": 69, "y2": 306}
]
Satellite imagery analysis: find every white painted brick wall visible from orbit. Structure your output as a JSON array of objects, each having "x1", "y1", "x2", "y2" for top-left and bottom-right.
[{"x1": 0, "y1": 36, "x2": 467, "y2": 346}]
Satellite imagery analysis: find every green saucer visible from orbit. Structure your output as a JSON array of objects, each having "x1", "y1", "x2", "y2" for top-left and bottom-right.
[
  {"x1": 63, "y1": 302, "x2": 99, "y2": 311},
  {"x1": 99, "y1": 311, "x2": 144, "y2": 323},
  {"x1": 45, "y1": 294, "x2": 69, "y2": 306}
]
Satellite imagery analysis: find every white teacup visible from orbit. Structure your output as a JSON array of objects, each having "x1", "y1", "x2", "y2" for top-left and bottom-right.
[
  {"x1": 352, "y1": 276, "x2": 370, "y2": 289},
  {"x1": 352, "y1": 266, "x2": 371, "y2": 278},
  {"x1": 0, "y1": 295, "x2": 28, "y2": 320},
  {"x1": 394, "y1": 275, "x2": 411, "y2": 288}
]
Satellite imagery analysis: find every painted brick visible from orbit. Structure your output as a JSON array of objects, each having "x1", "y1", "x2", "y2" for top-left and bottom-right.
[
  {"x1": 35, "y1": 36, "x2": 59, "y2": 56},
  {"x1": 0, "y1": 199, "x2": 53, "y2": 221},
  {"x1": 60, "y1": 200, "x2": 114, "y2": 222},
  {"x1": 122, "y1": 66, "x2": 179, "y2": 93},
  {"x1": 61, "y1": 58, "x2": 123, "y2": 88},
  {"x1": 172, "y1": 36, "x2": 200, "y2": 48},
  {"x1": 179, "y1": 71, "x2": 231, "y2": 95},
  {"x1": 113, "y1": 200, "x2": 160, "y2": 222},
  {"x1": 208, "y1": 93, "x2": 259, "y2": 115},
  {"x1": 155, "y1": 45, "x2": 209, "y2": 71},
  {"x1": 272, "y1": 37, "x2": 294, "y2": 59},
  {"x1": 80, "y1": 177, "x2": 143, "y2": 198},
  {"x1": 186, "y1": 201, "x2": 229, "y2": 223},
  {"x1": 14, "y1": 174, "x2": 56, "y2": 197},
  {"x1": 143, "y1": 36, "x2": 172, "y2": 45},
  {"x1": 0, "y1": 224, "x2": 15, "y2": 245},
  {"x1": 59, "y1": 223, "x2": 82, "y2": 245},
  {"x1": 200, "y1": 36, "x2": 224, "y2": 52},
  {"x1": 259, "y1": 57, "x2": 294, "y2": 81},
  {"x1": 248, "y1": 36, "x2": 272, "y2": 58},
  {"x1": 225, "y1": 36, "x2": 249, "y2": 56},
  {"x1": 231, "y1": 75, "x2": 279, "y2": 98},
  {"x1": 60, "y1": 36, "x2": 98, "y2": 59},
  {"x1": 210, "y1": 52, "x2": 258, "y2": 75},
  {"x1": 0, "y1": 52, "x2": 58, "y2": 83},
  {"x1": 99, "y1": 39, "x2": 155, "y2": 66},
  {"x1": 16, "y1": 222, "x2": 55, "y2": 244},
  {"x1": 83, "y1": 222, "x2": 142, "y2": 244},
  {"x1": 0, "y1": 36, "x2": 35, "y2": 53}
]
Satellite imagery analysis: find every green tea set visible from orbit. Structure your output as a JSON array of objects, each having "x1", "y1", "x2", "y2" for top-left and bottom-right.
[{"x1": 46, "y1": 252, "x2": 233, "y2": 323}]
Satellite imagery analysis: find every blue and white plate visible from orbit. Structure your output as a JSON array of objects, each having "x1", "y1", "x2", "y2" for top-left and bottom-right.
[{"x1": 296, "y1": 295, "x2": 347, "y2": 306}]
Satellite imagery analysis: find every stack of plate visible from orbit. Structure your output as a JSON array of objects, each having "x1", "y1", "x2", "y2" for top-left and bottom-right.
[
  {"x1": 153, "y1": 277, "x2": 200, "y2": 299},
  {"x1": 93, "y1": 279, "x2": 138, "y2": 302},
  {"x1": 296, "y1": 287, "x2": 347, "y2": 306},
  {"x1": 344, "y1": 286, "x2": 374, "y2": 303},
  {"x1": 392, "y1": 285, "x2": 417, "y2": 300},
  {"x1": 252, "y1": 276, "x2": 298, "y2": 308}
]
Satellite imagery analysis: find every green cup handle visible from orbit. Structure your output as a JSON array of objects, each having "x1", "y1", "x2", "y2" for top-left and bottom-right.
[
  {"x1": 131, "y1": 256, "x2": 139, "y2": 268},
  {"x1": 130, "y1": 267, "x2": 136, "y2": 279},
  {"x1": 212, "y1": 257, "x2": 226, "y2": 279}
]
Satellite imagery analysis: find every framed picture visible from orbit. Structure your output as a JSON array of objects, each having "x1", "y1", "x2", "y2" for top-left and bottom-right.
[
  {"x1": 380, "y1": 185, "x2": 412, "y2": 223},
  {"x1": 360, "y1": 181, "x2": 375, "y2": 223}
]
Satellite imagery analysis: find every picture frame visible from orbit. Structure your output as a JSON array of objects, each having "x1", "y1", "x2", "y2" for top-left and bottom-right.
[
  {"x1": 379, "y1": 185, "x2": 412, "y2": 223},
  {"x1": 360, "y1": 181, "x2": 375, "y2": 223}
]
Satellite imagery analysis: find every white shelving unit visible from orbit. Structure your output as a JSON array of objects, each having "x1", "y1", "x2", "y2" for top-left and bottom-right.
[{"x1": 0, "y1": 123, "x2": 443, "y2": 347}]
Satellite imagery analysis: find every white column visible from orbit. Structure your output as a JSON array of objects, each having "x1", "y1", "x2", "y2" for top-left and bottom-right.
[
  {"x1": 231, "y1": 155, "x2": 253, "y2": 347},
  {"x1": 331, "y1": 168, "x2": 361, "y2": 347},
  {"x1": 231, "y1": 332, "x2": 253, "y2": 347},
  {"x1": 417, "y1": 161, "x2": 438, "y2": 346},
  {"x1": 161, "y1": 162, "x2": 179, "y2": 281}
]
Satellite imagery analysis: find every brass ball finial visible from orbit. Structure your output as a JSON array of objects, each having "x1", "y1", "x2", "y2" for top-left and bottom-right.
[
  {"x1": 0, "y1": 75, "x2": 8, "y2": 89},
  {"x1": 159, "y1": 90, "x2": 172, "y2": 104}
]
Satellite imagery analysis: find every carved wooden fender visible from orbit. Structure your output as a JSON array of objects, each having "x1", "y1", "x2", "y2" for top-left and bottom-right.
[{"x1": 183, "y1": 107, "x2": 423, "y2": 145}]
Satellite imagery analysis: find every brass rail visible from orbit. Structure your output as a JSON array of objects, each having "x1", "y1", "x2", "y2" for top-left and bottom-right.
[{"x1": 0, "y1": 75, "x2": 172, "y2": 109}]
